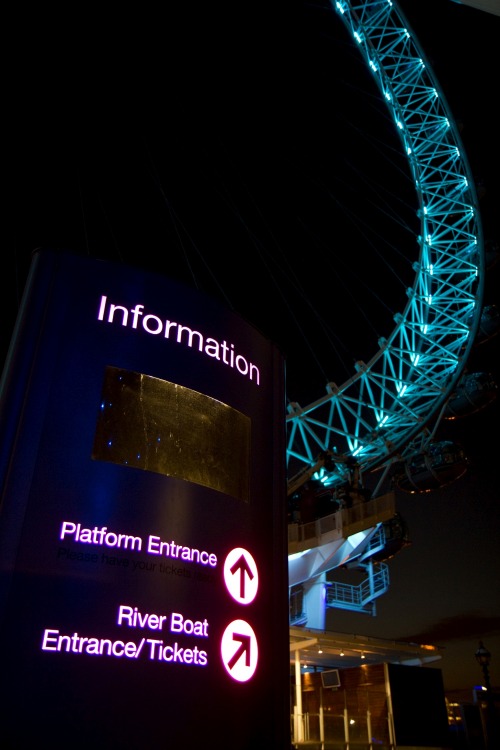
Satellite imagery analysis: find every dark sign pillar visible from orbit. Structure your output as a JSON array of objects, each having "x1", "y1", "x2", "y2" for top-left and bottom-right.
[{"x1": 0, "y1": 249, "x2": 290, "y2": 748}]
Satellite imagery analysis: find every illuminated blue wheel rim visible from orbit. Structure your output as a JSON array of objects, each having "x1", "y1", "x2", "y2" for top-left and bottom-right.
[{"x1": 286, "y1": 0, "x2": 484, "y2": 492}]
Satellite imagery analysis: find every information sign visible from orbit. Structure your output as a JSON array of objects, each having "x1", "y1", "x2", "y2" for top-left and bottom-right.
[{"x1": 0, "y1": 249, "x2": 290, "y2": 748}]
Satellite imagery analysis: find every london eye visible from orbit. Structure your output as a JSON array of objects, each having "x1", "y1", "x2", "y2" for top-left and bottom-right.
[{"x1": 286, "y1": 0, "x2": 487, "y2": 500}]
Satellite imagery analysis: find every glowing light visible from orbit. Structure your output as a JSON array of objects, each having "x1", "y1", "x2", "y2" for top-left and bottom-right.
[
  {"x1": 289, "y1": 549, "x2": 311, "y2": 562},
  {"x1": 347, "y1": 530, "x2": 371, "y2": 548}
]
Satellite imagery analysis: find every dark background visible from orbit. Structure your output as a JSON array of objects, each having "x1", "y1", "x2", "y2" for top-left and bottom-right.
[{"x1": 6, "y1": 0, "x2": 500, "y2": 691}]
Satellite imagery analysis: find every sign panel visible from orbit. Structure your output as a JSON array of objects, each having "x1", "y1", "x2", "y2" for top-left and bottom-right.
[{"x1": 0, "y1": 249, "x2": 290, "y2": 748}]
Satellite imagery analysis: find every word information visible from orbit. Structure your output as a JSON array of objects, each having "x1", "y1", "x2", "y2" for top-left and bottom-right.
[
  {"x1": 97, "y1": 295, "x2": 261, "y2": 385},
  {"x1": 41, "y1": 606, "x2": 209, "y2": 667}
]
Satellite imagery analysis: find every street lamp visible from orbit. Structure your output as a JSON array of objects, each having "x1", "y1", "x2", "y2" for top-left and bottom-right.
[
  {"x1": 475, "y1": 641, "x2": 492, "y2": 691},
  {"x1": 474, "y1": 641, "x2": 496, "y2": 750}
]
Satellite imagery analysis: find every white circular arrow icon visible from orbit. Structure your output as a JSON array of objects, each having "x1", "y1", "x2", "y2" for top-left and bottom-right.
[
  {"x1": 223, "y1": 547, "x2": 259, "y2": 604},
  {"x1": 220, "y1": 619, "x2": 258, "y2": 682}
]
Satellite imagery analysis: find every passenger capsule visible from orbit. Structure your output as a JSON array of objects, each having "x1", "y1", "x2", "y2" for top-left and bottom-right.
[
  {"x1": 394, "y1": 440, "x2": 468, "y2": 493},
  {"x1": 369, "y1": 513, "x2": 411, "y2": 563},
  {"x1": 474, "y1": 304, "x2": 500, "y2": 344},
  {"x1": 444, "y1": 372, "x2": 498, "y2": 419}
]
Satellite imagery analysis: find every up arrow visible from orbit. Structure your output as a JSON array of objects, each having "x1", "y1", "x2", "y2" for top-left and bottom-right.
[
  {"x1": 230, "y1": 554, "x2": 254, "y2": 599},
  {"x1": 223, "y1": 547, "x2": 259, "y2": 604}
]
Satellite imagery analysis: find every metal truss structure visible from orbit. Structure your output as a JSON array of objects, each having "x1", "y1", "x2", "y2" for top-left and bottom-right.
[{"x1": 286, "y1": 0, "x2": 484, "y2": 495}]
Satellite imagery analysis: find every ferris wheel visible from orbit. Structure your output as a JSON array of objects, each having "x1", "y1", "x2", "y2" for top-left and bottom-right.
[{"x1": 286, "y1": 0, "x2": 485, "y2": 496}]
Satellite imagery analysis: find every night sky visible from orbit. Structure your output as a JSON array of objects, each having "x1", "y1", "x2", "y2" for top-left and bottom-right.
[{"x1": 6, "y1": 0, "x2": 500, "y2": 692}]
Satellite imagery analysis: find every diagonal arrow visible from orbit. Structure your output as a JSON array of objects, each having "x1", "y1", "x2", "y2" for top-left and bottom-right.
[
  {"x1": 227, "y1": 632, "x2": 251, "y2": 670},
  {"x1": 229, "y1": 554, "x2": 254, "y2": 599}
]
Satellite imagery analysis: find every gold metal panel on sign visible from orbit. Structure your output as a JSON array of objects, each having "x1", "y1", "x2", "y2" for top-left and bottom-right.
[{"x1": 92, "y1": 366, "x2": 250, "y2": 502}]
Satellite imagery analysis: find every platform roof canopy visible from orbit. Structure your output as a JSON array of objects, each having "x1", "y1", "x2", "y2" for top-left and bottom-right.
[{"x1": 290, "y1": 627, "x2": 443, "y2": 672}]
